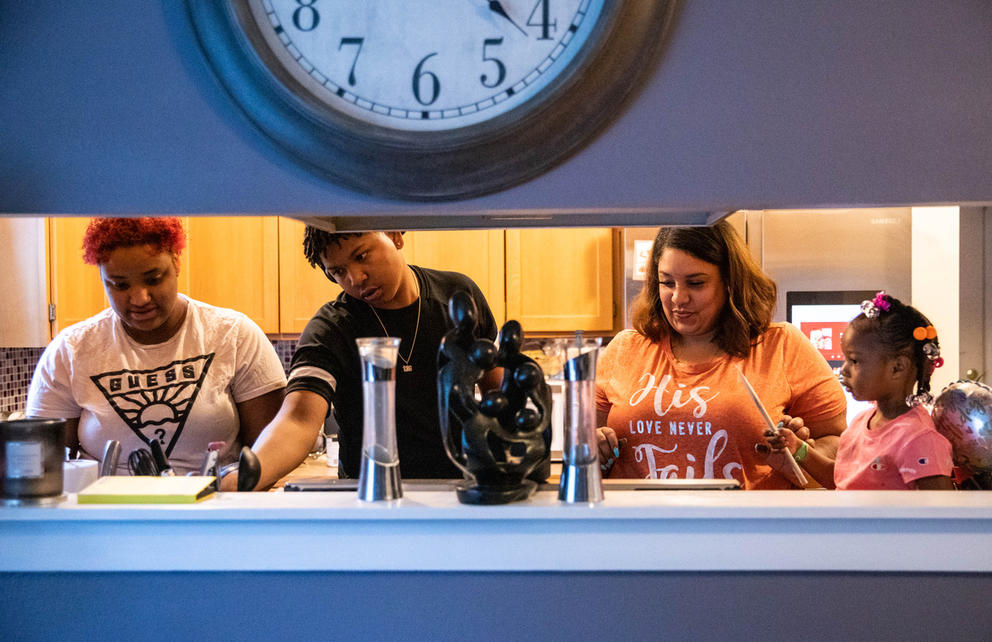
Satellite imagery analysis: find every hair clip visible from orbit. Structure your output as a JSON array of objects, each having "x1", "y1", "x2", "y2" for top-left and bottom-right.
[
  {"x1": 905, "y1": 391, "x2": 934, "y2": 407},
  {"x1": 913, "y1": 325, "x2": 937, "y2": 341},
  {"x1": 861, "y1": 291, "x2": 890, "y2": 319}
]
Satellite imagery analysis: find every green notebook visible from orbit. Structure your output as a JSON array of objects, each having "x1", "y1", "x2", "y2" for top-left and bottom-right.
[{"x1": 77, "y1": 476, "x2": 217, "y2": 504}]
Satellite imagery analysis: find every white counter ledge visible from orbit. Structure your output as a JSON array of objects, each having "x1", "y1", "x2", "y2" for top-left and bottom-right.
[{"x1": 2, "y1": 489, "x2": 991, "y2": 573}]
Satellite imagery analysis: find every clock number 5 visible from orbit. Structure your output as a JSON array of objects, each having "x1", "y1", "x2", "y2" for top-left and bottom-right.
[
  {"x1": 291, "y1": 0, "x2": 320, "y2": 32},
  {"x1": 480, "y1": 38, "x2": 506, "y2": 88},
  {"x1": 338, "y1": 37, "x2": 363, "y2": 86},
  {"x1": 412, "y1": 53, "x2": 441, "y2": 106}
]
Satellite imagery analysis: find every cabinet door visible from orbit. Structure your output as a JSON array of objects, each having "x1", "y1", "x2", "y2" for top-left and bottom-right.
[
  {"x1": 183, "y1": 216, "x2": 280, "y2": 333},
  {"x1": 403, "y1": 230, "x2": 506, "y2": 326},
  {"x1": 277, "y1": 218, "x2": 342, "y2": 334},
  {"x1": 49, "y1": 217, "x2": 108, "y2": 334},
  {"x1": 505, "y1": 228, "x2": 614, "y2": 332},
  {"x1": 1, "y1": 218, "x2": 50, "y2": 345}
]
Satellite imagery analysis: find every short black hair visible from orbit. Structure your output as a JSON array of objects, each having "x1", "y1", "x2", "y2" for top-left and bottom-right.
[{"x1": 301, "y1": 227, "x2": 365, "y2": 270}]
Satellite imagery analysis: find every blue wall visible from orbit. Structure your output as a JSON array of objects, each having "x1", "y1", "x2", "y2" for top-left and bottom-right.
[
  {"x1": 4, "y1": 571, "x2": 992, "y2": 639},
  {"x1": 2, "y1": 1, "x2": 992, "y2": 218}
]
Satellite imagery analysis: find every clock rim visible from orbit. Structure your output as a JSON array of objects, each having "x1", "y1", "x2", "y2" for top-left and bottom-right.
[{"x1": 187, "y1": 0, "x2": 680, "y2": 202}]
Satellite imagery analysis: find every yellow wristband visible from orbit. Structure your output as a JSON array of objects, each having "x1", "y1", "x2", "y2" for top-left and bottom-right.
[{"x1": 793, "y1": 441, "x2": 808, "y2": 463}]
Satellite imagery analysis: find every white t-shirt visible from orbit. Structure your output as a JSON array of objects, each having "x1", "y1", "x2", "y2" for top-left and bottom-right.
[{"x1": 27, "y1": 296, "x2": 287, "y2": 474}]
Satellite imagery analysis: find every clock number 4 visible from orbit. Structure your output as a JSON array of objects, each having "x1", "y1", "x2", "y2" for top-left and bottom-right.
[{"x1": 527, "y1": 0, "x2": 556, "y2": 40}]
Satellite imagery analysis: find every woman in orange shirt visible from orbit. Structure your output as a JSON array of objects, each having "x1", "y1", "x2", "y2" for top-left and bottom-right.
[{"x1": 595, "y1": 221, "x2": 846, "y2": 489}]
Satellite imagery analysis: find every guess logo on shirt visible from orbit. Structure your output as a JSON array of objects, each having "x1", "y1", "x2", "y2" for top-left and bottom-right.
[{"x1": 90, "y1": 354, "x2": 214, "y2": 455}]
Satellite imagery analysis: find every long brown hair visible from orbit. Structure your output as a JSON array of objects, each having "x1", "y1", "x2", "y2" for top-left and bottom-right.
[{"x1": 630, "y1": 220, "x2": 777, "y2": 358}]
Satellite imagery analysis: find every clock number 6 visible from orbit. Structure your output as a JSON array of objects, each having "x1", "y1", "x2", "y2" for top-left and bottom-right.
[
  {"x1": 412, "y1": 53, "x2": 441, "y2": 106},
  {"x1": 480, "y1": 38, "x2": 506, "y2": 89},
  {"x1": 291, "y1": 0, "x2": 320, "y2": 32},
  {"x1": 338, "y1": 37, "x2": 363, "y2": 86}
]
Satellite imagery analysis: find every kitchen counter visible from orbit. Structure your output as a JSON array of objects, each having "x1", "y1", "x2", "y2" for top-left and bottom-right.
[{"x1": 3, "y1": 485, "x2": 992, "y2": 573}]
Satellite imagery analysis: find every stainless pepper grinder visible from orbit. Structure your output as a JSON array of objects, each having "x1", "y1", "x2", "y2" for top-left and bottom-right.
[
  {"x1": 558, "y1": 335, "x2": 604, "y2": 504},
  {"x1": 356, "y1": 337, "x2": 403, "y2": 502}
]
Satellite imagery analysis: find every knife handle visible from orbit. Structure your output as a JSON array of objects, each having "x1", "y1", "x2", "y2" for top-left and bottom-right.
[
  {"x1": 99, "y1": 440, "x2": 121, "y2": 476},
  {"x1": 147, "y1": 438, "x2": 175, "y2": 476},
  {"x1": 237, "y1": 447, "x2": 261, "y2": 492}
]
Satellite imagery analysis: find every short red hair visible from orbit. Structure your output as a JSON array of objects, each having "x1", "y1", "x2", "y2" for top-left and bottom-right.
[{"x1": 81, "y1": 217, "x2": 187, "y2": 265}]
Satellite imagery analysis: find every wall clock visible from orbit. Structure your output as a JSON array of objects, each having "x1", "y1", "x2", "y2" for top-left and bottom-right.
[{"x1": 187, "y1": 0, "x2": 678, "y2": 201}]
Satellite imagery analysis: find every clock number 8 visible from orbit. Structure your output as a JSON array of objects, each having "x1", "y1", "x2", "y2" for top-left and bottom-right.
[
  {"x1": 291, "y1": 0, "x2": 320, "y2": 32},
  {"x1": 412, "y1": 53, "x2": 441, "y2": 106}
]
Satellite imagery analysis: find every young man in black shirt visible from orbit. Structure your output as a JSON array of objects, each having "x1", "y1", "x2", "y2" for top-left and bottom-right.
[{"x1": 246, "y1": 229, "x2": 499, "y2": 488}]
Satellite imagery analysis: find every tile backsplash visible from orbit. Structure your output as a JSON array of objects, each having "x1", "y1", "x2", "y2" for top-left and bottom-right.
[
  {"x1": 0, "y1": 340, "x2": 299, "y2": 414},
  {"x1": 0, "y1": 347, "x2": 45, "y2": 413}
]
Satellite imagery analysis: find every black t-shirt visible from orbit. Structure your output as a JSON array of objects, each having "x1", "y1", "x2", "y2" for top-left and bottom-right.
[{"x1": 287, "y1": 266, "x2": 498, "y2": 479}]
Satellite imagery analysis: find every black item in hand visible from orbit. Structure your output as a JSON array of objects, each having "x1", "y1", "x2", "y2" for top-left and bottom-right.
[
  {"x1": 127, "y1": 448, "x2": 158, "y2": 476},
  {"x1": 146, "y1": 438, "x2": 174, "y2": 476},
  {"x1": 237, "y1": 447, "x2": 261, "y2": 492},
  {"x1": 437, "y1": 291, "x2": 551, "y2": 504}
]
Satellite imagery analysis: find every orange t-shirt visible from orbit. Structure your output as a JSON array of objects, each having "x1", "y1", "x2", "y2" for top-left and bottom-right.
[{"x1": 596, "y1": 323, "x2": 846, "y2": 489}]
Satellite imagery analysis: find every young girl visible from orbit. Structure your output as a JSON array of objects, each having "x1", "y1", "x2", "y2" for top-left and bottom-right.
[{"x1": 766, "y1": 292, "x2": 954, "y2": 490}]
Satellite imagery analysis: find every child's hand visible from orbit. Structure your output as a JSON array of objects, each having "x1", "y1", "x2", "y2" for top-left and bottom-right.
[
  {"x1": 779, "y1": 414, "x2": 812, "y2": 445},
  {"x1": 762, "y1": 414, "x2": 811, "y2": 456}
]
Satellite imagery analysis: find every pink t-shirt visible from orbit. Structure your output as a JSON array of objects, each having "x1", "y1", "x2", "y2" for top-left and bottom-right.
[
  {"x1": 596, "y1": 323, "x2": 846, "y2": 489},
  {"x1": 833, "y1": 405, "x2": 953, "y2": 489}
]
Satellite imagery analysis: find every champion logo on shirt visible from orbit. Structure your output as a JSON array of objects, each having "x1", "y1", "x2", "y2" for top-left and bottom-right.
[
  {"x1": 90, "y1": 354, "x2": 214, "y2": 455},
  {"x1": 918, "y1": 457, "x2": 929, "y2": 465},
  {"x1": 870, "y1": 457, "x2": 885, "y2": 471}
]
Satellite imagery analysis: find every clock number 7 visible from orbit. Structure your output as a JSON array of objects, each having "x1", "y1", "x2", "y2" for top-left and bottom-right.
[
  {"x1": 480, "y1": 38, "x2": 506, "y2": 88},
  {"x1": 527, "y1": 0, "x2": 556, "y2": 40},
  {"x1": 338, "y1": 37, "x2": 364, "y2": 86}
]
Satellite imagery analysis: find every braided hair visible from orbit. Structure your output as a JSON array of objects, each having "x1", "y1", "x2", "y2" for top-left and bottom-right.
[
  {"x1": 301, "y1": 226, "x2": 364, "y2": 270},
  {"x1": 850, "y1": 292, "x2": 941, "y2": 405}
]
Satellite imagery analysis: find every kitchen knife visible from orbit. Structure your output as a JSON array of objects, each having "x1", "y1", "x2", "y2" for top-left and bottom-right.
[
  {"x1": 199, "y1": 441, "x2": 225, "y2": 491},
  {"x1": 99, "y1": 439, "x2": 121, "y2": 476},
  {"x1": 147, "y1": 438, "x2": 175, "y2": 477},
  {"x1": 237, "y1": 446, "x2": 261, "y2": 492},
  {"x1": 736, "y1": 368, "x2": 808, "y2": 487}
]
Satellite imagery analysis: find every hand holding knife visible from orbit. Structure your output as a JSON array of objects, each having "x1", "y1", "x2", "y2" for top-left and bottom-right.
[
  {"x1": 737, "y1": 368, "x2": 808, "y2": 487},
  {"x1": 147, "y1": 438, "x2": 175, "y2": 477}
]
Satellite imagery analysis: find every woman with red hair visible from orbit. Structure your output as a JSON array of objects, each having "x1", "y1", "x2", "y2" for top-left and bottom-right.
[{"x1": 27, "y1": 217, "x2": 286, "y2": 475}]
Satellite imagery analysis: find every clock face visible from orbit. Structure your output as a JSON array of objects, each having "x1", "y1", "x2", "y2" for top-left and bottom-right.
[
  {"x1": 188, "y1": 0, "x2": 678, "y2": 200},
  {"x1": 246, "y1": 0, "x2": 606, "y2": 132}
]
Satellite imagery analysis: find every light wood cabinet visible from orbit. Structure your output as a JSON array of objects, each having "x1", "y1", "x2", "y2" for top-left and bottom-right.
[
  {"x1": 48, "y1": 218, "x2": 616, "y2": 339},
  {"x1": 276, "y1": 224, "x2": 508, "y2": 332},
  {"x1": 0, "y1": 218, "x2": 50, "y2": 346},
  {"x1": 403, "y1": 230, "x2": 506, "y2": 326},
  {"x1": 49, "y1": 217, "x2": 108, "y2": 334},
  {"x1": 183, "y1": 216, "x2": 280, "y2": 333},
  {"x1": 277, "y1": 218, "x2": 341, "y2": 334},
  {"x1": 48, "y1": 216, "x2": 279, "y2": 335},
  {"x1": 505, "y1": 228, "x2": 615, "y2": 332}
]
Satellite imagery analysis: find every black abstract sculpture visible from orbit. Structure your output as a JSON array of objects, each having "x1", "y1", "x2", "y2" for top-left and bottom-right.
[{"x1": 438, "y1": 291, "x2": 551, "y2": 504}]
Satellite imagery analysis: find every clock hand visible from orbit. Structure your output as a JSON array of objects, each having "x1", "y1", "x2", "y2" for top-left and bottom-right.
[{"x1": 486, "y1": 1, "x2": 528, "y2": 37}]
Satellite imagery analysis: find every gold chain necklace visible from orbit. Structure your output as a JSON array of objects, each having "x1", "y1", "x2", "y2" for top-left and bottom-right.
[{"x1": 366, "y1": 271, "x2": 421, "y2": 373}]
